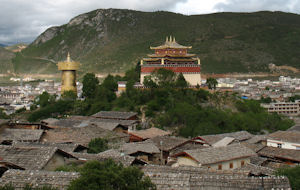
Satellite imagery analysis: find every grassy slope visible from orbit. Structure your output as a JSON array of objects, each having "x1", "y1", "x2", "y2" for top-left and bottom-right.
[
  {"x1": 0, "y1": 47, "x2": 14, "y2": 73},
  {"x1": 13, "y1": 10, "x2": 300, "y2": 74}
]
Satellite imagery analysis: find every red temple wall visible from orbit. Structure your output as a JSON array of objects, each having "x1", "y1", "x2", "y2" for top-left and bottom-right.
[{"x1": 141, "y1": 66, "x2": 200, "y2": 73}]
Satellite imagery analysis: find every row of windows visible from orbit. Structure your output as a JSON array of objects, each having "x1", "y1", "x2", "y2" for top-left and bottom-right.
[
  {"x1": 208, "y1": 161, "x2": 245, "y2": 170},
  {"x1": 270, "y1": 111, "x2": 298, "y2": 114},
  {"x1": 269, "y1": 107, "x2": 298, "y2": 110},
  {"x1": 274, "y1": 104, "x2": 299, "y2": 106}
]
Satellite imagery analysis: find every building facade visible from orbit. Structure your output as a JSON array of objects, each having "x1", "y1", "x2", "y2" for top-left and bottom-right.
[
  {"x1": 140, "y1": 36, "x2": 201, "y2": 86},
  {"x1": 261, "y1": 100, "x2": 300, "y2": 116}
]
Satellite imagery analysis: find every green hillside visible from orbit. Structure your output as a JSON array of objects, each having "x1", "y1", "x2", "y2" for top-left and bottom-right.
[
  {"x1": 13, "y1": 9, "x2": 300, "y2": 74},
  {"x1": 0, "y1": 47, "x2": 14, "y2": 73}
]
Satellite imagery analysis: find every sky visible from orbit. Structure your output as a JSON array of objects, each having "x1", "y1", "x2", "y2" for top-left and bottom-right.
[{"x1": 1, "y1": 0, "x2": 300, "y2": 45}]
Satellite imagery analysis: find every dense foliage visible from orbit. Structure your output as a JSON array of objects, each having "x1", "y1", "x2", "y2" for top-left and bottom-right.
[
  {"x1": 87, "y1": 138, "x2": 109, "y2": 154},
  {"x1": 276, "y1": 166, "x2": 300, "y2": 190},
  {"x1": 67, "y1": 160, "x2": 156, "y2": 190},
  {"x1": 27, "y1": 67, "x2": 293, "y2": 136}
]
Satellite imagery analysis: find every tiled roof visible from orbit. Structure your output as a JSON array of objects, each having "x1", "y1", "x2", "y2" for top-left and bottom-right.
[
  {"x1": 119, "y1": 140, "x2": 160, "y2": 155},
  {"x1": 250, "y1": 156, "x2": 268, "y2": 166},
  {"x1": 42, "y1": 125, "x2": 129, "y2": 146},
  {"x1": 0, "y1": 170, "x2": 79, "y2": 190},
  {"x1": 41, "y1": 118, "x2": 59, "y2": 125},
  {"x1": 0, "y1": 145, "x2": 74, "y2": 170},
  {"x1": 268, "y1": 130, "x2": 300, "y2": 144},
  {"x1": 200, "y1": 131, "x2": 253, "y2": 145},
  {"x1": 150, "y1": 38, "x2": 192, "y2": 50},
  {"x1": 142, "y1": 165, "x2": 291, "y2": 190},
  {"x1": 150, "y1": 136, "x2": 188, "y2": 151},
  {"x1": 12, "y1": 142, "x2": 87, "y2": 153},
  {"x1": 241, "y1": 142, "x2": 266, "y2": 153},
  {"x1": 128, "y1": 127, "x2": 171, "y2": 140},
  {"x1": 0, "y1": 129, "x2": 44, "y2": 142},
  {"x1": 212, "y1": 137, "x2": 235, "y2": 147},
  {"x1": 72, "y1": 149, "x2": 136, "y2": 167},
  {"x1": 175, "y1": 144, "x2": 256, "y2": 165},
  {"x1": 92, "y1": 111, "x2": 137, "y2": 120},
  {"x1": 245, "y1": 135, "x2": 267, "y2": 144},
  {"x1": 287, "y1": 125, "x2": 300, "y2": 132},
  {"x1": 258, "y1": 146, "x2": 300, "y2": 162},
  {"x1": 234, "y1": 163, "x2": 275, "y2": 176}
]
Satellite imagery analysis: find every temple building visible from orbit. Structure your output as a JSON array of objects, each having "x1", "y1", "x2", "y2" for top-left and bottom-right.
[
  {"x1": 140, "y1": 36, "x2": 201, "y2": 86},
  {"x1": 57, "y1": 53, "x2": 80, "y2": 94}
]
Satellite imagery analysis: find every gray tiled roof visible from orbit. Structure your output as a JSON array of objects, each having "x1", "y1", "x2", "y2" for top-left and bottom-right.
[
  {"x1": 0, "y1": 169, "x2": 79, "y2": 190},
  {"x1": 287, "y1": 125, "x2": 300, "y2": 132},
  {"x1": 142, "y1": 165, "x2": 291, "y2": 190},
  {"x1": 72, "y1": 149, "x2": 136, "y2": 167},
  {"x1": 119, "y1": 140, "x2": 160, "y2": 155},
  {"x1": 42, "y1": 125, "x2": 129, "y2": 146},
  {"x1": 176, "y1": 144, "x2": 256, "y2": 165},
  {"x1": 150, "y1": 136, "x2": 188, "y2": 151},
  {"x1": 241, "y1": 142, "x2": 266, "y2": 153},
  {"x1": 92, "y1": 111, "x2": 137, "y2": 120},
  {"x1": 49, "y1": 117, "x2": 127, "y2": 131},
  {"x1": 234, "y1": 163, "x2": 275, "y2": 176},
  {"x1": 0, "y1": 129, "x2": 44, "y2": 142},
  {"x1": 258, "y1": 146, "x2": 300, "y2": 162},
  {"x1": 267, "y1": 130, "x2": 300, "y2": 144},
  {"x1": 129, "y1": 127, "x2": 171, "y2": 140},
  {"x1": 245, "y1": 135, "x2": 267, "y2": 144},
  {"x1": 0, "y1": 145, "x2": 74, "y2": 170},
  {"x1": 12, "y1": 142, "x2": 87, "y2": 153},
  {"x1": 200, "y1": 131, "x2": 253, "y2": 145}
]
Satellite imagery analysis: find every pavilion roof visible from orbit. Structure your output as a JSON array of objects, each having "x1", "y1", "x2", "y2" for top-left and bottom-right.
[{"x1": 150, "y1": 36, "x2": 192, "y2": 50}]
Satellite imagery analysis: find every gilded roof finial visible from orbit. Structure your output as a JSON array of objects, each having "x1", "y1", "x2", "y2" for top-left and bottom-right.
[
  {"x1": 67, "y1": 52, "x2": 71, "y2": 62},
  {"x1": 166, "y1": 36, "x2": 168, "y2": 42},
  {"x1": 169, "y1": 35, "x2": 172, "y2": 43},
  {"x1": 173, "y1": 37, "x2": 176, "y2": 42}
]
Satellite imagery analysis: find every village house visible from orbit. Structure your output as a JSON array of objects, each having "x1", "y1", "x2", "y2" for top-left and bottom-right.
[
  {"x1": 0, "y1": 145, "x2": 77, "y2": 171},
  {"x1": 171, "y1": 144, "x2": 256, "y2": 170},
  {"x1": 266, "y1": 130, "x2": 300, "y2": 150},
  {"x1": 41, "y1": 125, "x2": 129, "y2": 147},
  {"x1": 198, "y1": 131, "x2": 253, "y2": 146},
  {"x1": 258, "y1": 146, "x2": 300, "y2": 167},
  {"x1": 119, "y1": 140, "x2": 160, "y2": 164},
  {"x1": 0, "y1": 129, "x2": 45, "y2": 145},
  {"x1": 150, "y1": 136, "x2": 206, "y2": 163},
  {"x1": 128, "y1": 127, "x2": 171, "y2": 142},
  {"x1": 0, "y1": 170, "x2": 79, "y2": 190}
]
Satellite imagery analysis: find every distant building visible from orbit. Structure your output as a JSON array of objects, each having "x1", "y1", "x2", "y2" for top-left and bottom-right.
[
  {"x1": 57, "y1": 53, "x2": 80, "y2": 94},
  {"x1": 266, "y1": 130, "x2": 300, "y2": 150},
  {"x1": 261, "y1": 100, "x2": 300, "y2": 116},
  {"x1": 140, "y1": 36, "x2": 201, "y2": 86}
]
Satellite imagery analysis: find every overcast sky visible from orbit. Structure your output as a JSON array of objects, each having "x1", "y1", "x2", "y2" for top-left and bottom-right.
[{"x1": 1, "y1": 0, "x2": 300, "y2": 45}]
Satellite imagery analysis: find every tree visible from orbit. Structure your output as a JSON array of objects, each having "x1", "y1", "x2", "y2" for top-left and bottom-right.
[
  {"x1": 206, "y1": 77, "x2": 218, "y2": 90},
  {"x1": 67, "y1": 160, "x2": 156, "y2": 190},
  {"x1": 87, "y1": 138, "x2": 109, "y2": 154},
  {"x1": 276, "y1": 166, "x2": 300, "y2": 190},
  {"x1": 82, "y1": 73, "x2": 99, "y2": 99},
  {"x1": 61, "y1": 90, "x2": 77, "y2": 101},
  {"x1": 175, "y1": 73, "x2": 188, "y2": 88},
  {"x1": 35, "y1": 91, "x2": 55, "y2": 108}
]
